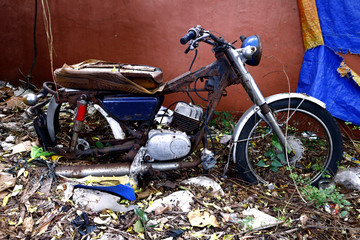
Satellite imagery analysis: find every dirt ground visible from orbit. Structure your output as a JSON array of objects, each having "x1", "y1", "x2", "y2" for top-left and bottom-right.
[{"x1": 0, "y1": 84, "x2": 359, "y2": 240}]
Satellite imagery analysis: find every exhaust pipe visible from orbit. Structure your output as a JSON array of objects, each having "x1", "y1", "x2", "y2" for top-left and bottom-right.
[
  {"x1": 55, "y1": 162, "x2": 133, "y2": 178},
  {"x1": 55, "y1": 159, "x2": 201, "y2": 178}
]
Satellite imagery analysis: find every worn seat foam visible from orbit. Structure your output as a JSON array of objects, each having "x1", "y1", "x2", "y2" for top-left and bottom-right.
[{"x1": 54, "y1": 59, "x2": 165, "y2": 94}]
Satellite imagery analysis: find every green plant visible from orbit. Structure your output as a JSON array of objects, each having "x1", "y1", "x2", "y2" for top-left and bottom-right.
[
  {"x1": 289, "y1": 169, "x2": 350, "y2": 217},
  {"x1": 345, "y1": 121, "x2": 360, "y2": 131},
  {"x1": 133, "y1": 207, "x2": 151, "y2": 238},
  {"x1": 288, "y1": 172, "x2": 311, "y2": 185},
  {"x1": 300, "y1": 185, "x2": 351, "y2": 217},
  {"x1": 209, "y1": 110, "x2": 235, "y2": 134},
  {"x1": 302, "y1": 185, "x2": 351, "y2": 207},
  {"x1": 240, "y1": 216, "x2": 254, "y2": 231},
  {"x1": 256, "y1": 135, "x2": 286, "y2": 172}
]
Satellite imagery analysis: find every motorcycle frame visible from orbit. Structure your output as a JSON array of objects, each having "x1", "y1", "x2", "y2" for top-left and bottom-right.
[{"x1": 32, "y1": 40, "x2": 290, "y2": 164}]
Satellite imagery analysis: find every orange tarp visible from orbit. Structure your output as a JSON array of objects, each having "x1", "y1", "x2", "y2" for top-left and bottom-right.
[{"x1": 297, "y1": 0, "x2": 324, "y2": 50}]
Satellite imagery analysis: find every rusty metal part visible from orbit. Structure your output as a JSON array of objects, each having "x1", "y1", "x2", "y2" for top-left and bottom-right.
[
  {"x1": 49, "y1": 140, "x2": 135, "y2": 159},
  {"x1": 74, "y1": 141, "x2": 134, "y2": 157},
  {"x1": 125, "y1": 144, "x2": 141, "y2": 161},
  {"x1": 144, "y1": 158, "x2": 202, "y2": 172},
  {"x1": 163, "y1": 55, "x2": 234, "y2": 93},
  {"x1": 55, "y1": 158, "x2": 202, "y2": 178}
]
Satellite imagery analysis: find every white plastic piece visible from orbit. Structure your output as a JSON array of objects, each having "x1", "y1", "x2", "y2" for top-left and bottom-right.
[
  {"x1": 145, "y1": 190, "x2": 194, "y2": 213},
  {"x1": 72, "y1": 188, "x2": 135, "y2": 213},
  {"x1": 94, "y1": 104, "x2": 125, "y2": 140},
  {"x1": 182, "y1": 176, "x2": 224, "y2": 196},
  {"x1": 242, "y1": 208, "x2": 281, "y2": 230},
  {"x1": 335, "y1": 167, "x2": 360, "y2": 190}
]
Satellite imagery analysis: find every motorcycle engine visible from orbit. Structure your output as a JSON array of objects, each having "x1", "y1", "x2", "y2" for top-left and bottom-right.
[
  {"x1": 170, "y1": 102, "x2": 203, "y2": 134},
  {"x1": 145, "y1": 103, "x2": 203, "y2": 161},
  {"x1": 146, "y1": 129, "x2": 191, "y2": 161}
]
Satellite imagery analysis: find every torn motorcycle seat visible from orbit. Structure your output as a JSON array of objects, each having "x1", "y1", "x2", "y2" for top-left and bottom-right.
[{"x1": 54, "y1": 59, "x2": 165, "y2": 94}]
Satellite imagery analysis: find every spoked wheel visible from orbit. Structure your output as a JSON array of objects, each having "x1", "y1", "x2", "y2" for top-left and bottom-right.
[{"x1": 235, "y1": 98, "x2": 343, "y2": 186}]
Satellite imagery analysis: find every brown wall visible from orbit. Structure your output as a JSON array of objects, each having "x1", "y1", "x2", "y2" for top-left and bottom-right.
[{"x1": 0, "y1": 0, "x2": 304, "y2": 115}]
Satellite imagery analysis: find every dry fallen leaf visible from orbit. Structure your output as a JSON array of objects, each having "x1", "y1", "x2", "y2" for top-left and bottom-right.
[
  {"x1": 187, "y1": 209, "x2": 220, "y2": 228},
  {"x1": 300, "y1": 214, "x2": 309, "y2": 226},
  {"x1": 23, "y1": 216, "x2": 34, "y2": 235},
  {"x1": 137, "y1": 188, "x2": 153, "y2": 200},
  {"x1": 4, "y1": 96, "x2": 24, "y2": 110},
  {"x1": 0, "y1": 172, "x2": 16, "y2": 192}
]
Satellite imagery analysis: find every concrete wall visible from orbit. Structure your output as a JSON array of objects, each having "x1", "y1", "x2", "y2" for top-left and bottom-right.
[{"x1": 0, "y1": 0, "x2": 304, "y2": 115}]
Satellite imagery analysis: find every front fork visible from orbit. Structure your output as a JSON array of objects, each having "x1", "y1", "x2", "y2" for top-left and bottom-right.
[
  {"x1": 70, "y1": 95, "x2": 88, "y2": 151},
  {"x1": 225, "y1": 48, "x2": 291, "y2": 152}
]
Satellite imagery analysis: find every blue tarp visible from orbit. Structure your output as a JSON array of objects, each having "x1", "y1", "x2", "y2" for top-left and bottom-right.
[
  {"x1": 297, "y1": 45, "x2": 360, "y2": 126},
  {"x1": 297, "y1": 0, "x2": 360, "y2": 125},
  {"x1": 316, "y1": 0, "x2": 360, "y2": 54}
]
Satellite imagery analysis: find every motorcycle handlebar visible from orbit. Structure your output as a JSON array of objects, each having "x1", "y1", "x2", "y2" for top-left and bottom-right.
[{"x1": 180, "y1": 30, "x2": 197, "y2": 45}]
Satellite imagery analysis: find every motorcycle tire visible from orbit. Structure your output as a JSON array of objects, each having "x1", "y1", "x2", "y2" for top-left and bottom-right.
[{"x1": 235, "y1": 98, "x2": 343, "y2": 186}]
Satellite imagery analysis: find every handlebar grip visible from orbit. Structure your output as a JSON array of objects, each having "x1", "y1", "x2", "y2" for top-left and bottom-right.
[
  {"x1": 180, "y1": 30, "x2": 196, "y2": 45},
  {"x1": 240, "y1": 35, "x2": 247, "y2": 42}
]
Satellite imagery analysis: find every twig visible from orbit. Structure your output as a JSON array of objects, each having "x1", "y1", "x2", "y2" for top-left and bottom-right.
[
  {"x1": 340, "y1": 124, "x2": 360, "y2": 155},
  {"x1": 123, "y1": 215, "x2": 137, "y2": 230},
  {"x1": 107, "y1": 226, "x2": 141, "y2": 240},
  {"x1": 303, "y1": 224, "x2": 360, "y2": 231}
]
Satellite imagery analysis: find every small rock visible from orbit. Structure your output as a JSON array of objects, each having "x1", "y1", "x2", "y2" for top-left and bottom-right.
[
  {"x1": 5, "y1": 135, "x2": 16, "y2": 143},
  {"x1": 267, "y1": 183, "x2": 275, "y2": 190},
  {"x1": 220, "y1": 134, "x2": 232, "y2": 145},
  {"x1": 1, "y1": 142, "x2": 15, "y2": 151}
]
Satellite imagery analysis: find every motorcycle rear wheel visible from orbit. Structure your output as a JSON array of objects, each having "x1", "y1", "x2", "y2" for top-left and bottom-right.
[{"x1": 235, "y1": 98, "x2": 343, "y2": 186}]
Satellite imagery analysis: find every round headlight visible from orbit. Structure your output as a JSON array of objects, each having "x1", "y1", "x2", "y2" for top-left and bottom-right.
[{"x1": 240, "y1": 35, "x2": 262, "y2": 66}]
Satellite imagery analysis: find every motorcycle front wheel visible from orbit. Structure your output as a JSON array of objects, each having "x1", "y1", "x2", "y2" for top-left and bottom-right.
[{"x1": 235, "y1": 98, "x2": 343, "y2": 186}]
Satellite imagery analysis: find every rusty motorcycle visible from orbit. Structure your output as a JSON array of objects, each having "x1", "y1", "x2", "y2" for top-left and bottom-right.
[{"x1": 24, "y1": 26, "x2": 343, "y2": 185}]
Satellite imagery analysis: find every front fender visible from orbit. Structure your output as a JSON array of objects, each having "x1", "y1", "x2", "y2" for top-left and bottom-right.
[
  {"x1": 232, "y1": 93, "x2": 326, "y2": 163},
  {"x1": 47, "y1": 96, "x2": 61, "y2": 143}
]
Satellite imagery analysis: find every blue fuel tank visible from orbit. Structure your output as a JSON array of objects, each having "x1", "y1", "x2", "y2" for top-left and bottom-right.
[{"x1": 101, "y1": 95, "x2": 160, "y2": 121}]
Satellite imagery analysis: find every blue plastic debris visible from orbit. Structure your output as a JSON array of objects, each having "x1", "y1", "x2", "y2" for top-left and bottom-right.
[{"x1": 74, "y1": 183, "x2": 136, "y2": 201}]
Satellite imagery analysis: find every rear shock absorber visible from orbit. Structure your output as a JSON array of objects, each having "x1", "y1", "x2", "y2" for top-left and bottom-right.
[{"x1": 70, "y1": 95, "x2": 88, "y2": 151}]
